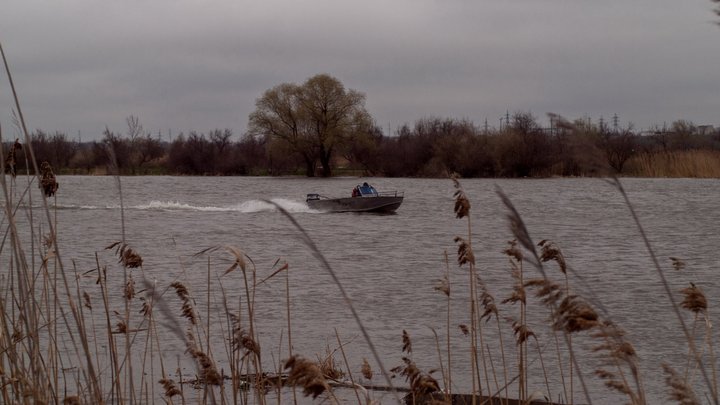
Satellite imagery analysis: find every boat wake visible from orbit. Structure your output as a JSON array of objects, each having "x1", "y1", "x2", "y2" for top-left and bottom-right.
[{"x1": 42, "y1": 198, "x2": 317, "y2": 213}]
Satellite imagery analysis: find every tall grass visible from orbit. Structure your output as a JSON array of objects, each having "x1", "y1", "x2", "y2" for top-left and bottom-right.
[{"x1": 628, "y1": 150, "x2": 720, "y2": 177}]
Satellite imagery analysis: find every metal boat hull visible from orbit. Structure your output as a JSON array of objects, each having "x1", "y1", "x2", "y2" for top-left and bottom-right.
[{"x1": 307, "y1": 196, "x2": 403, "y2": 213}]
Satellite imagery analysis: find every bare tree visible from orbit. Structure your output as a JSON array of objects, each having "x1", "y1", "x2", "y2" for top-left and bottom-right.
[
  {"x1": 598, "y1": 127, "x2": 637, "y2": 173},
  {"x1": 669, "y1": 119, "x2": 697, "y2": 150},
  {"x1": 248, "y1": 74, "x2": 372, "y2": 177},
  {"x1": 496, "y1": 112, "x2": 552, "y2": 176},
  {"x1": 126, "y1": 115, "x2": 144, "y2": 143},
  {"x1": 298, "y1": 74, "x2": 372, "y2": 177},
  {"x1": 209, "y1": 129, "x2": 235, "y2": 173},
  {"x1": 209, "y1": 129, "x2": 232, "y2": 155},
  {"x1": 135, "y1": 134, "x2": 164, "y2": 172},
  {"x1": 248, "y1": 83, "x2": 316, "y2": 176},
  {"x1": 102, "y1": 127, "x2": 131, "y2": 172},
  {"x1": 343, "y1": 125, "x2": 384, "y2": 175}
]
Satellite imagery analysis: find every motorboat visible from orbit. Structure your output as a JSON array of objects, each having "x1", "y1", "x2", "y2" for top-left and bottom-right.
[{"x1": 306, "y1": 183, "x2": 404, "y2": 213}]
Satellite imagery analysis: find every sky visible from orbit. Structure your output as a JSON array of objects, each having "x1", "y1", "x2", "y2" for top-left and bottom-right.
[{"x1": 1, "y1": 0, "x2": 719, "y2": 141}]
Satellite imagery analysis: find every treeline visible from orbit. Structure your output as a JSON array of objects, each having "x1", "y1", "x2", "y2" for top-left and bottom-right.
[{"x1": 4, "y1": 113, "x2": 720, "y2": 177}]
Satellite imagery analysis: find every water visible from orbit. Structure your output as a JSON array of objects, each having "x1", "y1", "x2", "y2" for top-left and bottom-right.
[{"x1": 3, "y1": 176, "x2": 719, "y2": 404}]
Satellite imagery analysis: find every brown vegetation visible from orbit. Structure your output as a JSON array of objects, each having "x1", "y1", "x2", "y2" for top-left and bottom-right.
[{"x1": 4, "y1": 112, "x2": 720, "y2": 178}]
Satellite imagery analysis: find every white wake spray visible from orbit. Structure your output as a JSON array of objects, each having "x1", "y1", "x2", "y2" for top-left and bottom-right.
[{"x1": 131, "y1": 198, "x2": 317, "y2": 213}]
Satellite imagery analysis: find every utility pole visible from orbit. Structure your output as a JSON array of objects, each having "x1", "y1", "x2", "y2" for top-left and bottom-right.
[{"x1": 613, "y1": 113, "x2": 619, "y2": 132}]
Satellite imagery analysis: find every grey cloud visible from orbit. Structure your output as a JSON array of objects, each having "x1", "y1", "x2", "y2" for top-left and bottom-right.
[{"x1": 1, "y1": 0, "x2": 719, "y2": 140}]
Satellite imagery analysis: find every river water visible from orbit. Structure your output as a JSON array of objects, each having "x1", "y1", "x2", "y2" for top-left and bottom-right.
[{"x1": 4, "y1": 176, "x2": 720, "y2": 404}]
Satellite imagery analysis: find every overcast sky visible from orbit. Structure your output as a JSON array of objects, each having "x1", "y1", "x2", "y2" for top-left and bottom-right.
[{"x1": 1, "y1": 0, "x2": 719, "y2": 141}]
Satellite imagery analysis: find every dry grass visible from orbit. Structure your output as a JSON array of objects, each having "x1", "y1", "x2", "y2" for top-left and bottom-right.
[
  {"x1": 284, "y1": 355, "x2": 332, "y2": 399},
  {"x1": 629, "y1": 150, "x2": 720, "y2": 178}
]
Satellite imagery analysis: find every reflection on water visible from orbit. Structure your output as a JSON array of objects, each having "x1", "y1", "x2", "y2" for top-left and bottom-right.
[{"x1": 2, "y1": 176, "x2": 718, "y2": 404}]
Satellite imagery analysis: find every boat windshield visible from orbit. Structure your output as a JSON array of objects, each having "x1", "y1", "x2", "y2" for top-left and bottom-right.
[{"x1": 357, "y1": 183, "x2": 378, "y2": 196}]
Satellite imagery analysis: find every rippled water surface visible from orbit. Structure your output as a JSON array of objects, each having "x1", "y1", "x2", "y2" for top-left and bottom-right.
[{"x1": 6, "y1": 176, "x2": 720, "y2": 404}]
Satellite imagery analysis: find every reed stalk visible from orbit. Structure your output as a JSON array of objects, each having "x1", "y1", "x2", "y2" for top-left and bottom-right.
[
  {"x1": 2, "y1": 42, "x2": 110, "y2": 404},
  {"x1": 285, "y1": 263, "x2": 298, "y2": 405},
  {"x1": 334, "y1": 328, "x2": 365, "y2": 405},
  {"x1": 269, "y1": 200, "x2": 401, "y2": 404},
  {"x1": 607, "y1": 177, "x2": 717, "y2": 405},
  {"x1": 496, "y1": 185, "x2": 593, "y2": 405},
  {"x1": 441, "y1": 251, "x2": 452, "y2": 396}
]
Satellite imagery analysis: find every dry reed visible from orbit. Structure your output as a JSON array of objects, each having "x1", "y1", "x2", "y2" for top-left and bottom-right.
[
  {"x1": 284, "y1": 355, "x2": 332, "y2": 399},
  {"x1": 663, "y1": 363, "x2": 700, "y2": 405},
  {"x1": 361, "y1": 358, "x2": 373, "y2": 380},
  {"x1": 629, "y1": 150, "x2": 720, "y2": 178},
  {"x1": 390, "y1": 356, "x2": 440, "y2": 398}
]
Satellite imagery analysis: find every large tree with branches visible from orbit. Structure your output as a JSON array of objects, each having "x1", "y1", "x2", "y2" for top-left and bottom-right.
[{"x1": 248, "y1": 74, "x2": 373, "y2": 177}]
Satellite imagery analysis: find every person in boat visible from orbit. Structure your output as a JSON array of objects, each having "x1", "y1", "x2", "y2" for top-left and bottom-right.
[
  {"x1": 352, "y1": 186, "x2": 360, "y2": 197},
  {"x1": 359, "y1": 182, "x2": 378, "y2": 196}
]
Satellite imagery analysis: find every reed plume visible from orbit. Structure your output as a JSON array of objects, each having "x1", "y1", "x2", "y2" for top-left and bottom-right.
[
  {"x1": 391, "y1": 357, "x2": 440, "y2": 397},
  {"x1": 501, "y1": 272, "x2": 526, "y2": 307},
  {"x1": 139, "y1": 296, "x2": 151, "y2": 318},
  {"x1": 434, "y1": 275, "x2": 450, "y2": 296},
  {"x1": 592, "y1": 321, "x2": 645, "y2": 404},
  {"x1": 663, "y1": 364, "x2": 700, "y2": 405},
  {"x1": 670, "y1": 257, "x2": 686, "y2": 271},
  {"x1": 284, "y1": 355, "x2": 331, "y2": 399},
  {"x1": 504, "y1": 239, "x2": 523, "y2": 262},
  {"x1": 510, "y1": 319, "x2": 535, "y2": 346},
  {"x1": 159, "y1": 378, "x2": 182, "y2": 399},
  {"x1": 170, "y1": 282, "x2": 197, "y2": 325},
  {"x1": 451, "y1": 173, "x2": 470, "y2": 219},
  {"x1": 496, "y1": 187, "x2": 536, "y2": 258},
  {"x1": 115, "y1": 320, "x2": 128, "y2": 334},
  {"x1": 39, "y1": 160, "x2": 58, "y2": 197},
  {"x1": 228, "y1": 313, "x2": 259, "y2": 360},
  {"x1": 317, "y1": 347, "x2": 345, "y2": 380},
  {"x1": 478, "y1": 281, "x2": 499, "y2": 322},
  {"x1": 106, "y1": 241, "x2": 144, "y2": 268},
  {"x1": 553, "y1": 295, "x2": 600, "y2": 333},
  {"x1": 361, "y1": 358, "x2": 373, "y2": 380},
  {"x1": 402, "y1": 329, "x2": 412, "y2": 354},
  {"x1": 678, "y1": 281, "x2": 713, "y2": 396},
  {"x1": 680, "y1": 283, "x2": 707, "y2": 314},
  {"x1": 538, "y1": 240, "x2": 567, "y2": 274},
  {"x1": 4, "y1": 138, "x2": 21, "y2": 177},
  {"x1": 238, "y1": 328, "x2": 261, "y2": 359},
  {"x1": 124, "y1": 273, "x2": 136, "y2": 300},
  {"x1": 62, "y1": 395, "x2": 80, "y2": 405},
  {"x1": 82, "y1": 291, "x2": 92, "y2": 310},
  {"x1": 453, "y1": 236, "x2": 475, "y2": 267},
  {"x1": 186, "y1": 330, "x2": 222, "y2": 385},
  {"x1": 524, "y1": 278, "x2": 564, "y2": 307}
]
